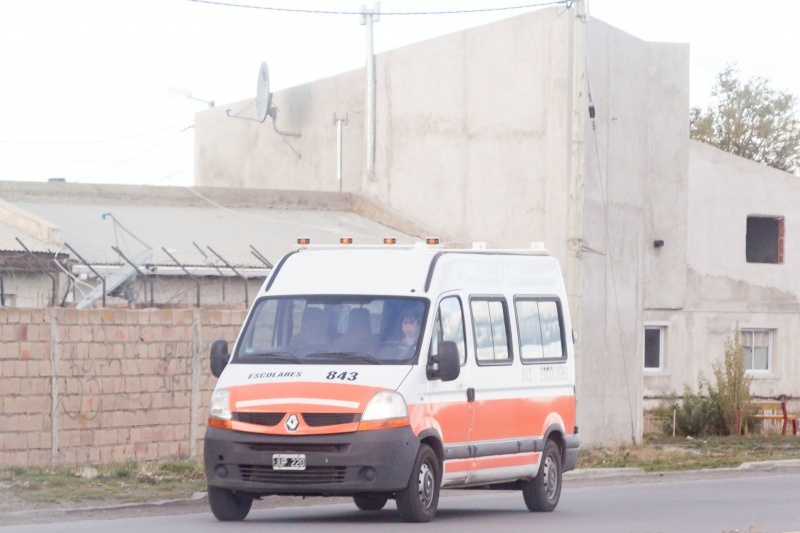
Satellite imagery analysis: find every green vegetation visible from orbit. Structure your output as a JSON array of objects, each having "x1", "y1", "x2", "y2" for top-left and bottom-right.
[
  {"x1": 651, "y1": 328, "x2": 756, "y2": 437},
  {"x1": 691, "y1": 63, "x2": 800, "y2": 174}
]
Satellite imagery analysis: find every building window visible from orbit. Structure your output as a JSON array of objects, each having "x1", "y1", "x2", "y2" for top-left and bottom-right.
[
  {"x1": 643, "y1": 327, "x2": 664, "y2": 370},
  {"x1": 740, "y1": 329, "x2": 771, "y2": 372},
  {"x1": 746, "y1": 216, "x2": 784, "y2": 264}
]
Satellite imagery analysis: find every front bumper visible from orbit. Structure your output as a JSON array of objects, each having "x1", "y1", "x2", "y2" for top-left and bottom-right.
[{"x1": 204, "y1": 425, "x2": 420, "y2": 496}]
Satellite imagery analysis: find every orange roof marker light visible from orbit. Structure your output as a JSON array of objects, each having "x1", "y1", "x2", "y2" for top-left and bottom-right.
[
  {"x1": 297, "y1": 237, "x2": 311, "y2": 245},
  {"x1": 383, "y1": 237, "x2": 397, "y2": 245},
  {"x1": 426, "y1": 237, "x2": 440, "y2": 245},
  {"x1": 340, "y1": 237, "x2": 353, "y2": 245}
]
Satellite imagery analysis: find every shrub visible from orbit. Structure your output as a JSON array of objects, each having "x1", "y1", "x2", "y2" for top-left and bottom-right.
[{"x1": 655, "y1": 328, "x2": 754, "y2": 437}]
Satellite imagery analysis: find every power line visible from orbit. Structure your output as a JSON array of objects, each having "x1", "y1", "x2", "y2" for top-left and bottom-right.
[
  {"x1": 0, "y1": 121, "x2": 193, "y2": 145},
  {"x1": 184, "y1": 0, "x2": 571, "y2": 16},
  {"x1": 76, "y1": 125, "x2": 194, "y2": 182}
]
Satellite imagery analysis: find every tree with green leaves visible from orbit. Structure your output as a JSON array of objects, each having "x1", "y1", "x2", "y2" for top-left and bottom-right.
[{"x1": 690, "y1": 64, "x2": 800, "y2": 174}]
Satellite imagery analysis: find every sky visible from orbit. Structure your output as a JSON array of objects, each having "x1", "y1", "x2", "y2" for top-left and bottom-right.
[{"x1": 1, "y1": 0, "x2": 798, "y2": 188}]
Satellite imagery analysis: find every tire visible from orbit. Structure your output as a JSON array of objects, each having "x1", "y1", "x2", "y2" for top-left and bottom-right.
[
  {"x1": 208, "y1": 486, "x2": 253, "y2": 521},
  {"x1": 353, "y1": 493, "x2": 389, "y2": 511},
  {"x1": 395, "y1": 444, "x2": 441, "y2": 522},
  {"x1": 522, "y1": 439, "x2": 562, "y2": 512}
]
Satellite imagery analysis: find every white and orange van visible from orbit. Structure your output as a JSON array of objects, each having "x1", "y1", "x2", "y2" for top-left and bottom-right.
[{"x1": 204, "y1": 244, "x2": 579, "y2": 522}]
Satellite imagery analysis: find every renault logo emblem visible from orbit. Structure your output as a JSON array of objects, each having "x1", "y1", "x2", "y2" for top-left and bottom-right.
[{"x1": 285, "y1": 414, "x2": 299, "y2": 432}]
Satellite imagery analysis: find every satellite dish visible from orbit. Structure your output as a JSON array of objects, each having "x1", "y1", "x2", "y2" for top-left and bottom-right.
[
  {"x1": 256, "y1": 62, "x2": 273, "y2": 123},
  {"x1": 76, "y1": 248, "x2": 153, "y2": 309}
]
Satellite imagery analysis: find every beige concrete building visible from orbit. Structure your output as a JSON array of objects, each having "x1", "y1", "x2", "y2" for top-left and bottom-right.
[{"x1": 190, "y1": 6, "x2": 797, "y2": 444}]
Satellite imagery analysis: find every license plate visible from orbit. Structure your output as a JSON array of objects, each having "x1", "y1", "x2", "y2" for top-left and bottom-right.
[{"x1": 272, "y1": 454, "x2": 306, "y2": 470}]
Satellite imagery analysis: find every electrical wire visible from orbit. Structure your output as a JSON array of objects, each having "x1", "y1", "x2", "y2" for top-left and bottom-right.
[
  {"x1": 0, "y1": 122, "x2": 193, "y2": 145},
  {"x1": 76, "y1": 125, "x2": 194, "y2": 182},
  {"x1": 184, "y1": 0, "x2": 571, "y2": 16}
]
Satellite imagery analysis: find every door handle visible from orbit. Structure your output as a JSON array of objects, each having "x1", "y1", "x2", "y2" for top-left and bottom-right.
[{"x1": 467, "y1": 388, "x2": 475, "y2": 402}]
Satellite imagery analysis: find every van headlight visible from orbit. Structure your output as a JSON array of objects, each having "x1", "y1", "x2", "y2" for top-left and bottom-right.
[
  {"x1": 210, "y1": 388, "x2": 232, "y2": 420},
  {"x1": 358, "y1": 391, "x2": 410, "y2": 431}
]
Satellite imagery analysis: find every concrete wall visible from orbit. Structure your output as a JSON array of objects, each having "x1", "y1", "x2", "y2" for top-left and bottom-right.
[
  {"x1": 1, "y1": 272, "x2": 62, "y2": 308},
  {"x1": 0, "y1": 307, "x2": 246, "y2": 466},
  {"x1": 643, "y1": 141, "x2": 800, "y2": 401},
  {"x1": 577, "y1": 22, "x2": 689, "y2": 443},
  {"x1": 196, "y1": 8, "x2": 574, "y2": 248}
]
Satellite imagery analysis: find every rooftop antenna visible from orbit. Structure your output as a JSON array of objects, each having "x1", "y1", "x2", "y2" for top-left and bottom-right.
[{"x1": 254, "y1": 61, "x2": 300, "y2": 137}]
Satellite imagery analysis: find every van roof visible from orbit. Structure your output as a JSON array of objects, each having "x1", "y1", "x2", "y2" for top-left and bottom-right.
[{"x1": 261, "y1": 247, "x2": 562, "y2": 298}]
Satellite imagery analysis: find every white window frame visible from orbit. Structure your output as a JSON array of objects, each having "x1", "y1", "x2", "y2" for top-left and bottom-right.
[
  {"x1": 739, "y1": 328, "x2": 773, "y2": 374},
  {"x1": 643, "y1": 325, "x2": 666, "y2": 372}
]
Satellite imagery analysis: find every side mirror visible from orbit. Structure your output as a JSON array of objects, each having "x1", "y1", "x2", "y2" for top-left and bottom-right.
[
  {"x1": 428, "y1": 341, "x2": 460, "y2": 382},
  {"x1": 210, "y1": 339, "x2": 230, "y2": 378}
]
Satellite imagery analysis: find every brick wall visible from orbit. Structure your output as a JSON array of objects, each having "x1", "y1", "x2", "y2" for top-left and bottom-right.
[{"x1": 0, "y1": 307, "x2": 247, "y2": 466}]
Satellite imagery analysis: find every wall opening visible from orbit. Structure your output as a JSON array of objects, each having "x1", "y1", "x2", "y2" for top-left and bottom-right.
[
  {"x1": 746, "y1": 216, "x2": 784, "y2": 264},
  {"x1": 643, "y1": 327, "x2": 664, "y2": 371}
]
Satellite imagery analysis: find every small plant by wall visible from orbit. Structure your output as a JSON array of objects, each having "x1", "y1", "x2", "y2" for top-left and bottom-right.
[{"x1": 653, "y1": 328, "x2": 755, "y2": 437}]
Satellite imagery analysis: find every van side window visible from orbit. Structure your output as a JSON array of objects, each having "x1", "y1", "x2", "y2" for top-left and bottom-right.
[
  {"x1": 470, "y1": 298, "x2": 512, "y2": 364},
  {"x1": 428, "y1": 296, "x2": 466, "y2": 364},
  {"x1": 516, "y1": 298, "x2": 566, "y2": 362}
]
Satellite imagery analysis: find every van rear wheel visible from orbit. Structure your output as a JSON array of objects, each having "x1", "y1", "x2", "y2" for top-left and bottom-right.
[
  {"x1": 208, "y1": 486, "x2": 253, "y2": 521},
  {"x1": 353, "y1": 493, "x2": 389, "y2": 511},
  {"x1": 522, "y1": 439, "x2": 562, "y2": 512},
  {"x1": 395, "y1": 444, "x2": 440, "y2": 522}
]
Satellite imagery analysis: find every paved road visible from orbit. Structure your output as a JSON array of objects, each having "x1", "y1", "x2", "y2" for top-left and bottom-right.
[{"x1": 5, "y1": 471, "x2": 800, "y2": 533}]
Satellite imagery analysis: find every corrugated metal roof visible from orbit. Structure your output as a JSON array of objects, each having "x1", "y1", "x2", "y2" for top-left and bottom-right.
[
  {"x1": 9, "y1": 201, "x2": 419, "y2": 269},
  {"x1": 0, "y1": 182, "x2": 419, "y2": 268}
]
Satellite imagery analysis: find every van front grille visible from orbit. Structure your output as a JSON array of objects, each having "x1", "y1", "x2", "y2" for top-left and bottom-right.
[
  {"x1": 302, "y1": 413, "x2": 360, "y2": 426},
  {"x1": 234, "y1": 412, "x2": 284, "y2": 426},
  {"x1": 238, "y1": 465, "x2": 347, "y2": 484}
]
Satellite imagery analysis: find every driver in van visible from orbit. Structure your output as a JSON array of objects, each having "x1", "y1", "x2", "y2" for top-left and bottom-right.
[{"x1": 399, "y1": 310, "x2": 421, "y2": 355}]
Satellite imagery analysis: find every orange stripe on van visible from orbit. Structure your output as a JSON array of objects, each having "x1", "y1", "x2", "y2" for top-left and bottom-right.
[
  {"x1": 409, "y1": 394, "x2": 575, "y2": 444},
  {"x1": 230, "y1": 381, "x2": 383, "y2": 412},
  {"x1": 227, "y1": 381, "x2": 385, "y2": 436},
  {"x1": 470, "y1": 394, "x2": 575, "y2": 442}
]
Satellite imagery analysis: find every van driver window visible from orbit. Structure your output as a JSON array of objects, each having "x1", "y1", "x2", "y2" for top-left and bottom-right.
[{"x1": 428, "y1": 296, "x2": 466, "y2": 364}]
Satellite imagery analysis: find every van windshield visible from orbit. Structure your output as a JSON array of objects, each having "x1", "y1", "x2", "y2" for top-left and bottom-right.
[{"x1": 233, "y1": 296, "x2": 428, "y2": 365}]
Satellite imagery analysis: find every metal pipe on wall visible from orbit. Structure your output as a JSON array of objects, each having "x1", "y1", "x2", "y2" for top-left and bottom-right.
[{"x1": 360, "y1": 3, "x2": 379, "y2": 180}]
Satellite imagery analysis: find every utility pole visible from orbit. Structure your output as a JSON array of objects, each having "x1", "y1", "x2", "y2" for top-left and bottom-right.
[{"x1": 360, "y1": 2, "x2": 380, "y2": 181}]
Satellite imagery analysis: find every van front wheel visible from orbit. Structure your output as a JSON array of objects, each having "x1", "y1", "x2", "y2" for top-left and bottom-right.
[
  {"x1": 522, "y1": 439, "x2": 562, "y2": 512},
  {"x1": 395, "y1": 444, "x2": 440, "y2": 522},
  {"x1": 208, "y1": 486, "x2": 253, "y2": 521}
]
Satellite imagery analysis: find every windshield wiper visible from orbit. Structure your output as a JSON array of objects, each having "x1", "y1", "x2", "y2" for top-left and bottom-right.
[
  {"x1": 306, "y1": 352, "x2": 382, "y2": 365},
  {"x1": 241, "y1": 352, "x2": 304, "y2": 364}
]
